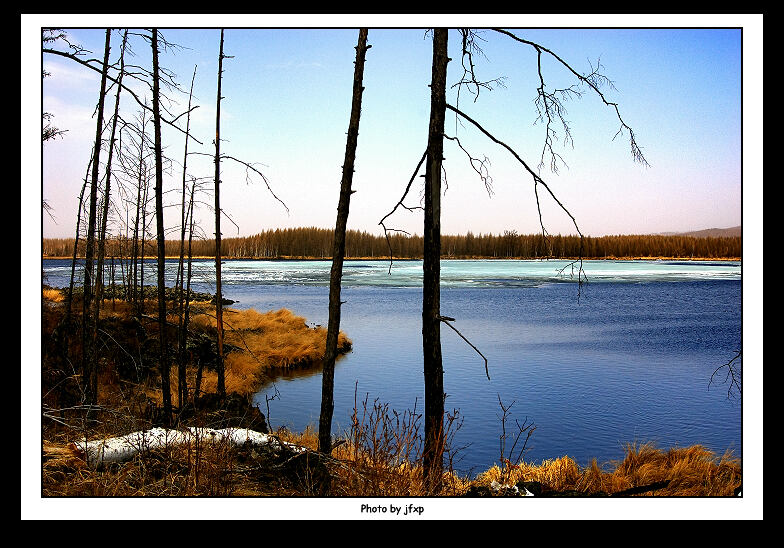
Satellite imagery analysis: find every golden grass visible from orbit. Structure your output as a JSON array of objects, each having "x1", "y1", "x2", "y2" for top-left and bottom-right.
[
  {"x1": 273, "y1": 424, "x2": 472, "y2": 497},
  {"x1": 475, "y1": 442, "x2": 741, "y2": 496},
  {"x1": 43, "y1": 287, "x2": 65, "y2": 302},
  {"x1": 147, "y1": 306, "x2": 352, "y2": 403}
]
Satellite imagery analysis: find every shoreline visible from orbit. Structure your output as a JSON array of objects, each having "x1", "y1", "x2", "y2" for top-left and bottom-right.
[{"x1": 41, "y1": 255, "x2": 742, "y2": 262}]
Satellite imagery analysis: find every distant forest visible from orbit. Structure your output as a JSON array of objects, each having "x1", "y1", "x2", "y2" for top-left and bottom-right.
[{"x1": 43, "y1": 226, "x2": 742, "y2": 260}]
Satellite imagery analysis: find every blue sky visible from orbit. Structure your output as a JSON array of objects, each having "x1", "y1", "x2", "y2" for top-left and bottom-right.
[{"x1": 30, "y1": 16, "x2": 756, "y2": 242}]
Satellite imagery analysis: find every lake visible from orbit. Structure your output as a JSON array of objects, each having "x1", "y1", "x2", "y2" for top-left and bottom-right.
[{"x1": 42, "y1": 258, "x2": 742, "y2": 477}]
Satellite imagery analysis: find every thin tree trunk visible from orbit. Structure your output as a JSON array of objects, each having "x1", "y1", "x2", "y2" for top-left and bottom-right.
[
  {"x1": 92, "y1": 30, "x2": 128, "y2": 396},
  {"x1": 214, "y1": 29, "x2": 226, "y2": 399},
  {"x1": 189, "y1": 185, "x2": 203, "y2": 400},
  {"x1": 81, "y1": 28, "x2": 112, "y2": 410},
  {"x1": 131, "y1": 115, "x2": 148, "y2": 315},
  {"x1": 318, "y1": 28, "x2": 370, "y2": 454},
  {"x1": 139, "y1": 168, "x2": 149, "y2": 318},
  {"x1": 65, "y1": 167, "x2": 89, "y2": 323},
  {"x1": 422, "y1": 28, "x2": 449, "y2": 494},
  {"x1": 177, "y1": 65, "x2": 197, "y2": 411},
  {"x1": 151, "y1": 28, "x2": 172, "y2": 426}
]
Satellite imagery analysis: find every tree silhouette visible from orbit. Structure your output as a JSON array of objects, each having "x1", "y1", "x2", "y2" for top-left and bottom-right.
[
  {"x1": 81, "y1": 28, "x2": 112, "y2": 414},
  {"x1": 318, "y1": 28, "x2": 371, "y2": 454},
  {"x1": 213, "y1": 29, "x2": 227, "y2": 398},
  {"x1": 150, "y1": 28, "x2": 172, "y2": 425}
]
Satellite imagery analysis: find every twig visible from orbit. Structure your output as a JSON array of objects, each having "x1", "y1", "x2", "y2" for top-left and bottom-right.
[
  {"x1": 443, "y1": 133, "x2": 493, "y2": 196},
  {"x1": 709, "y1": 350, "x2": 742, "y2": 400}
]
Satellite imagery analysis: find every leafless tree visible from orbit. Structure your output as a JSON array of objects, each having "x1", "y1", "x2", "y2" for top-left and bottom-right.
[
  {"x1": 176, "y1": 65, "x2": 198, "y2": 411},
  {"x1": 318, "y1": 28, "x2": 371, "y2": 455},
  {"x1": 421, "y1": 28, "x2": 449, "y2": 493},
  {"x1": 411, "y1": 28, "x2": 648, "y2": 493},
  {"x1": 81, "y1": 28, "x2": 112, "y2": 413},
  {"x1": 65, "y1": 156, "x2": 92, "y2": 324},
  {"x1": 93, "y1": 29, "x2": 128, "y2": 325},
  {"x1": 151, "y1": 28, "x2": 172, "y2": 425},
  {"x1": 213, "y1": 29, "x2": 228, "y2": 399},
  {"x1": 185, "y1": 29, "x2": 288, "y2": 400}
]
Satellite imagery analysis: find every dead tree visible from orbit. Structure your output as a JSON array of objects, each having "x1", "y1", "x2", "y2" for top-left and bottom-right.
[
  {"x1": 318, "y1": 28, "x2": 370, "y2": 455},
  {"x1": 421, "y1": 28, "x2": 450, "y2": 494},
  {"x1": 93, "y1": 29, "x2": 128, "y2": 324},
  {"x1": 81, "y1": 28, "x2": 112, "y2": 411},
  {"x1": 177, "y1": 65, "x2": 197, "y2": 411},
  {"x1": 188, "y1": 29, "x2": 287, "y2": 399},
  {"x1": 151, "y1": 28, "x2": 172, "y2": 426},
  {"x1": 186, "y1": 182, "x2": 199, "y2": 398},
  {"x1": 213, "y1": 29, "x2": 227, "y2": 399},
  {"x1": 65, "y1": 157, "x2": 92, "y2": 324},
  {"x1": 413, "y1": 28, "x2": 648, "y2": 494},
  {"x1": 130, "y1": 108, "x2": 152, "y2": 315}
]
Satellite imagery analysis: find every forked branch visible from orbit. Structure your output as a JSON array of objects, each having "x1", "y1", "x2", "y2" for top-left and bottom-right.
[
  {"x1": 452, "y1": 29, "x2": 507, "y2": 106},
  {"x1": 492, "y1": 28, "x2": 649, "y2": 169},
  {"x1": 378, "y1": 150, "x2": 427, "y2": 274},
  {"x1": 709, "y1": 350, "x2": 742, "y2": 400},
  {"x1": 443, "y1": 133, "x2": 494, "y2": 197}
]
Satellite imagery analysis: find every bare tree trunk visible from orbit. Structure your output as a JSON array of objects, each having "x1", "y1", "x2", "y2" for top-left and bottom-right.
[
  {"x1": 177, "y1": 65, "x2": 197, "y2": 411},
  {"x1": 65, "y1": 167, "x2": 89, "y2": 323},
  {"x1": 131, "y1": 111, "x2": 150, "y2": 315},
  {"x1": 139, "y1": 167, "x2": 149, "y2": 319},
  {"x1": 81, "y1": 28, "x2": 112, "y2": 411},
  {"x1": 186, "y1": 183, "x2": 200, "y2": 400},
  {"x1": 422, "y1": 28, "x2": 448, "y2": 494},
  {"x1": 131, "y1": 155, "x2": 143, "y2": 311},
  {"x1": 93, "y1": 29, "x2": 128, "y2": 369},
  {"x1": 151, "y1": 28, "x2": 172, "y2": 426},
  {"x1": 214, "y1": 29, "x2": 226, "y2": 399},
  {"x1": 318, "y1": 28, "x2": 370, "y2": 454}
]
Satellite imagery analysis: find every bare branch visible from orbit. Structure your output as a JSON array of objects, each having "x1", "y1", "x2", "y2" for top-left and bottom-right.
[
  {"x1": 221, "y1": 155, "x2": 289, "y2": 214},
  {"x1": 709, "y1": 350, "x2": 742, "y2": 400},
  {"x1": 491, "y1": 28, "x2": 649, "y2": 168},
  {"x1": 378, "y1": 150, "x2": 427, "y2": 274},
  {"x1": 187, "y1": 152, "x2": 289, "y2": 214},
  {"x1": 445, "y1": 102, "x2": 587, "y2": 294},
  {"x1": 439, "y1": 315, "x2": 490, "y2": 380},
  {"x1": 452, "y1": 29, "x2": 507, "y2": 106},
  {"x1": 443, "y1": 133, "x2": 493, "y2": 196},
  {"x1": 43, "y1": 45, "x2": 203, "y2": 146}
]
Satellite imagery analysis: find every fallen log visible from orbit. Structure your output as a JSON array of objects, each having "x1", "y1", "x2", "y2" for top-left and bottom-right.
[{"x1": 69, "y1": 427, "x2": 304, "y2": 467}]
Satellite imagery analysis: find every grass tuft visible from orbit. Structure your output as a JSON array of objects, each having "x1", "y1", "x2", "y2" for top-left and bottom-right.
[{"x1": 475, "y1": 441, "x2": 741, "y2": 496}]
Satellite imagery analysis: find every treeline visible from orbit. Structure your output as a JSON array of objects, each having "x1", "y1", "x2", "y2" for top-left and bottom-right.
[{"x1": 44, "y1": 227, "x2": 742, "y2": 260}]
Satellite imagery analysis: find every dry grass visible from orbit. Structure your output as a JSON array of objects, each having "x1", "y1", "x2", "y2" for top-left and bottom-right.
[
  {"x1": 257, "y1": 397, "x2": 474, "y2": 497},
  {"x1": 43, "y1": 287, "x2": 65, "y2": 302},
  {"x1": 142, "y1": 305, "x2": 352, "y2": 404},
  {"x1": 475, "y1": 441, "x2": 741, "y2": 496}
]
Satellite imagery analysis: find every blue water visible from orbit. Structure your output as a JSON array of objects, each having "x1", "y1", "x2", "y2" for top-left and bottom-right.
[{"x1": 43, "y1": 258, "x2": 742, "y2": 477}]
